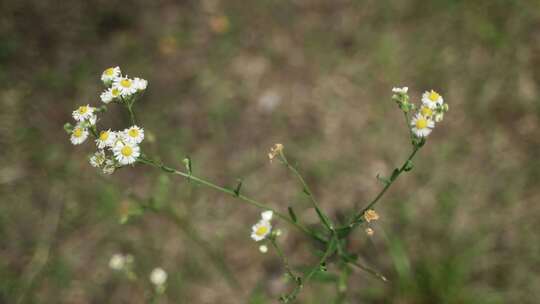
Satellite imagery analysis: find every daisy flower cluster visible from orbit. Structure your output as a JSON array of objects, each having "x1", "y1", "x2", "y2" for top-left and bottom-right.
[
  {"x1": 99, "y1": 66, "x2": 147, "y2": 103},
  {"x1": 65, "y1": 66, "x2": 148, "y2": 174},
  {"x1": 392, "y1": 87, "x2": 449, "y2": 139}
]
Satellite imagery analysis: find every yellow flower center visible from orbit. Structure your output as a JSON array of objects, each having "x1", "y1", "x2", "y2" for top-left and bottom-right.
[
  {"x1": 78, "y1": 106, "x2": 88, "y2": 114},
  {"x1": 73, "y1": 128, "x2": 83, "y2": 137},
  {"x1": 111, "y1": 88, "x2": 120, "y2": 97},
  {"x1": 415, "y1": 118, "x2": 428, "y2": 129},
  {"x1": 104, "y1": 67, "x2": 115, "y2": 76},
  {"x1": 121, "y1": 146, "x2": 133, "y2": 157},
  {"x1": 255, "y1": 225, "x2": 268, "y2": 237},
  {"x1": 120, "y1": 79, "x2": 132, "y2": 88},
  {"x1": 99, "y1": 131, "x2": 109, "y2": 141},
  {"x1": 128, "y1": 129, "x2": 139, "y2": 138},
  {"x1": 420, "y1": 106, "x2": 433, "y2": 117},
  {"x1": 429, "y1": 90, "x2": 440, "y2": 102}
]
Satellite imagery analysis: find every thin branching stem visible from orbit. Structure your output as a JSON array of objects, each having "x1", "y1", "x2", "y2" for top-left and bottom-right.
[
  {"x1": 270, "y1": 238, "x2": 299, "y2": 283},
  {"x1": 137, "y1": 156, "x2": 326, "y2": 243},
  {"x1": 281, "y1": 154, "x2": 334, "y2": 232},
  {"x1": 281, "y1": 236, "x2": 337, "y2": 303},
  {"x1": 347, "y1": 145, "x2": 420, "y2": 228}
]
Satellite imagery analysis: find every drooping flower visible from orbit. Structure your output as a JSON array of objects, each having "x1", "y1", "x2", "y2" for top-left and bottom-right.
[
  {"x1": 102, "y1": 159, "x2": 116, "y2": 175},
  {"x1": 90, "y1": 150, "x2": 106, "y2": 168},
  {"x1": 268, "y1": 143, "x2": 284, "y2": 162},
  {"x1": 411, "y1": 114, "x2": 435, "y2": 138}
]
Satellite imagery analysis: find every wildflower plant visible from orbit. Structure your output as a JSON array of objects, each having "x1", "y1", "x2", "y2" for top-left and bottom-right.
[{"x1": 66, "y1": 68, "x2": 449, "y2": 302}]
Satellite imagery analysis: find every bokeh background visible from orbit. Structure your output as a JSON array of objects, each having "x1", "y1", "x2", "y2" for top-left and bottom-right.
[{"x1": 2, "y1": 0, "x2": 540, "y2": 303}]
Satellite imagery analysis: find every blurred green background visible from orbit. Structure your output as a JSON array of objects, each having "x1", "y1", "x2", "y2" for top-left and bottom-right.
[{"x1": 2, "y1": 0, "x2": 540, "y2": 303}]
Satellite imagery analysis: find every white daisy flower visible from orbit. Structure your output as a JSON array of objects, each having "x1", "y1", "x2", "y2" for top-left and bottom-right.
[
  {"x1": 133, "y1": 77, "x2": 148, "y2": 91},
  {"x1": 70, "y1": 125, "x2": 89, "y2": 145},
  {"x1": 419, "y1": 105, "x2": 433, "y2": 118},
  {"x1": 109, "y1": 253, "x2": 126, "y2": 270},
  {"x1": 259, "y1": 245, "x2": 268, "y2": 253},
  {"x1": 421, "y1": 90, "x2": 444, "y2": 109},
  {"x1": 251, "y1": 220, "x2": 272, "y2": 242},
  {"x1": 90, "y1": 150, "x2": 106, "y2": 168},
  {"x1": 114, "y1": 76, "x2": 138, "y2": 97},
  {"x1": 392, "y1": 86, "x2": 408, "y2": 94},
  {"x1": 100, "y1": 86, "x2": 122, "y2": 104},
  {"x1": 150, "y1": 268, "x2": 167, "y2": 286},
  {"x1": 72, "y1": 105, "x2": 95, "y2": 122},
  {"x1": 261, "y1": 210, "x2": 273, "y2": 221},
  {"x1": 411, "y1": 114, "x2": 435, "y2": 138},
  {"x1": 101, "y1": 66, "x2": 121, "y2": 84},
  {"x1": 123, "y1": 125, "x2": 144, "y2": 144},
  {"x1": 96, "y1": 129, "x2": 117, "y2": 149},
  {"x1": 113, "y1": 142, "x2": 140, "y2": 165}
]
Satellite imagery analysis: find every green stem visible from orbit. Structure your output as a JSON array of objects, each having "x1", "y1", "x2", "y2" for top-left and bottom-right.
[
  {"x1": 281, "y1": 154, "x2": 334, "y2": 232},
  {"x1": 127, "y1": 103, "x2": 136, "y2": 125},
  {"x1": 346, "y1": 145, "x2": 420, "y2": 228},
  {"x1": 137, "y1": 156, "x2": 326, "y2": 243},
  {"x1": 270, "y1": 238, "x2": 298, "y2": 283},
  {"x1": 281, "y1": 236, "x2": 337, "y2": 302},
  {"x1": 404, "y1": 111, "x2": 414, "y2": 140}
]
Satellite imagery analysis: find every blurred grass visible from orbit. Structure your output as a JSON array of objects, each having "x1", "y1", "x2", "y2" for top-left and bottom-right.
[{"x1": 1, "y1": 0, "x2": 540, "y2": 303}]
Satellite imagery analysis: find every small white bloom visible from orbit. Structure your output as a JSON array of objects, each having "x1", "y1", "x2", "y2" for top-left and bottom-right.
[
  {"x1": 434, "y1": 112, "x2": 444, "y2": 122},
  {"x1": 411, "y1": 114, "x2": 435, "y2": 138},
  {"x1": 109, "y1": 254, "x2": 126, "y2": 270},
  {"x1": 150, "y1": 267, "x2": 167, "y2": 286},
  {"x1": 133, "y1": 77, "x2": 148, "y2": 91},
  {"x1": 101, "y1": 66, "x2": 121, "y2": 84},
  {"x1": 421, "y1": 90, "x2": 444, "y2": 109},
  {"x1": 114, "y1": 76, "x2": 138, "y2": 97},
  {"x1": 261, "y1": 210, "x2": 273, "y2": 221},
  {"x1": 113, "y1": 142, "x2": 140, "y2": 165},
  {"x1": 259, "y1": 245, "x2": 268, "y2": 253},
  {"x1": 96, "y1": 129, "x2": 117, "y2": 149},
  {"x1": 392, "y1": 86, "x2": 408, "y2": 94},
  {"x1": 123, "y1": 125, "x2": 144, "y2": 144},
  {"x1": 70, "y1": 125, "x2": 89, "y2": 145},
  {"x1": 251, "y1": 220, "x2": 272, "y2": 242},
  {"x1": 100, "y1": 86, "x2": 122, "y2": 104},
  {"x1": 102, "y1": 159, "x2": 116, "y2": 175},
  {"x1": 72, "y1": 105, "x2": 95, "y2": 122},
  {"x1": 274, "y1": 229, "x2": 282, "y2": 237},
  {"x1": 90, "y1": 150, "x2": 106, "y2": 168}
]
